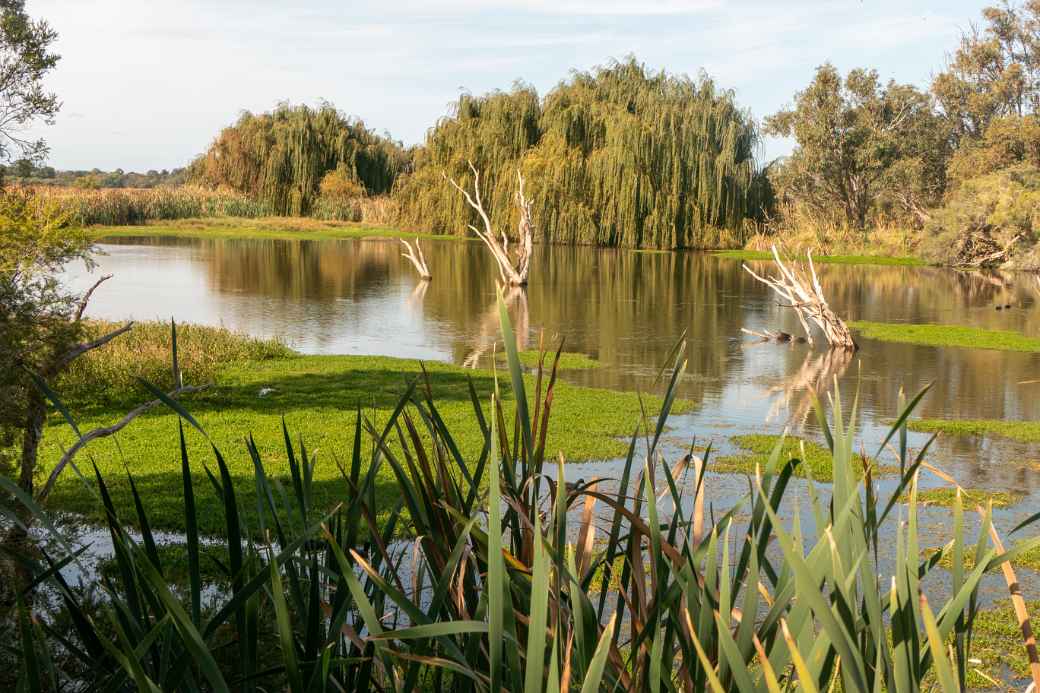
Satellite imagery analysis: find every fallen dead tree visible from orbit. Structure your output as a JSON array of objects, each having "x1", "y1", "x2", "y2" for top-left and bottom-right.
[
  {"x1": 446, "y1": 163, "x2": 533, "y2": 286},
  {"x1": 743, "y1": 245, "x2": 857, "y2": 350}
]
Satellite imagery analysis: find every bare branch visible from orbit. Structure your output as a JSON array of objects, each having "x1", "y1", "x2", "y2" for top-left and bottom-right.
[
  {"x1": 36, "y1": 383, "x2": 211, "y2": 504},
  {"x1": 445, "y1": 163, "x2": 533, "y2": 286},
  {"x1": 74, "y1": 274, "x2": 112, "y2": 322},
  {"x1": 399, "y1": 238, "x2": 432, "y2": 280},
  {"x1": 52, "y1": 322, "x2": 135, "y2": 374}
]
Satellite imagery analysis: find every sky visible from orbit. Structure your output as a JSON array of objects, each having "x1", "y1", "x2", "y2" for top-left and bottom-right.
[{"x1": 26, "y1": 0, "x2": 988, "y2": 172}]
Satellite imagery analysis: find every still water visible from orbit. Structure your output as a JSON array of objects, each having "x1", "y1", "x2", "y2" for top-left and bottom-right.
[{"x1": 64, "y1": 235, "x2": 1040, "y2": 494}]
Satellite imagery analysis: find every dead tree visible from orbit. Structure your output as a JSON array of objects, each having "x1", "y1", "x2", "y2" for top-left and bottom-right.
[
  {"x1": 446, "y1": 163, "x2": 533, "y2": 286},
  {"x1": 399, "y1": 238, "x2": 432, "y2": 280},
  {"x1": 743, "y1": 245, "x2": 857, "y2": 350}
]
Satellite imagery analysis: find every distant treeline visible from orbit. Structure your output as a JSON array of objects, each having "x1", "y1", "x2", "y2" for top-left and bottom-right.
[
  {"x1": 175, "y1": 60, "x2": 763, "y2": 249},
  {"x1": 27, "y1": 1, "x2": 1040, "y2": 262},
  {"x1": 3, "y1": 162, "x2": 188, "y2": 188}
]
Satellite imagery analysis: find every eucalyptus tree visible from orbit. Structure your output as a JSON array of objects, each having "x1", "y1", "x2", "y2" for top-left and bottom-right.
[
  {"x1": 933, "y1": 0, "x2": 1040, "y2": 142},
  {"x1": 0, "y1": 0, "x2": 60, "y2": 172},
  {"x1": 765, "y1": 64, "x2": 947, "y2": 229}
]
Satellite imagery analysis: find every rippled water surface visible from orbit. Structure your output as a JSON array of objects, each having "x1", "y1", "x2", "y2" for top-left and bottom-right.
[{"x1": 63, "y1": 235, "x2": 1040, "y2": 495}]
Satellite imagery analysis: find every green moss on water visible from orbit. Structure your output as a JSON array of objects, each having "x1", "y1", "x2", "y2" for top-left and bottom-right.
[
  {"x1": 713, "y1": 434, "x2": 887, "y2": 482},
  {"x1": 850, "y1": 321, "x2": 1040, "y2": 353},
  {"x1": 966, "y1": 600, "x2": 1040, "y2": 688},
  {"x1": 908, "y1": 418, "x2": 1040, "y2": 443},
  {"x1": 43, "y1": 353, "x2": 688, "y2": 536},
  {"x1": 711, "y1": 250, "x2": 923, "y2": 266},
  {"x1": 907, "y1": 487, "x2": 1023, "y2": 509}
]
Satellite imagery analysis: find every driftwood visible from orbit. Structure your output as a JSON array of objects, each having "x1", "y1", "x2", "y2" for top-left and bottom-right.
[
  {"x1": 743, "y1": 246, "x2": 857, "y2": 350},
  {"x1": 740, "y1": 328, "x2": 806, "y2": 344},
  {"x1": 447, "y1": 164, "x2": 533, "y2": 286},
  {"x1": 399, "y1": 239, "x2": 432, "y2": 280}
]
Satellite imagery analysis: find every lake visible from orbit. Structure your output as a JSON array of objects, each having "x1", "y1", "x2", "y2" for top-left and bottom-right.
[{"x1": 64, "y1": 235, "x2": 1040, "y2": 496}]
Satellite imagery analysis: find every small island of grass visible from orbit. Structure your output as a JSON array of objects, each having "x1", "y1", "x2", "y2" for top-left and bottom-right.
[
  {"x1": 907, "y1": 487, "x2": 1023, "y2": 509},
  {"x1": 850, "y1": 321, "x2": 1040, "y2": 353},
  {"x1": 712, "y1": 433, "x2": 887, "y2": 481},
  {"x1": 907, "y1": 418, "x2": 1040, "y2": 443}
]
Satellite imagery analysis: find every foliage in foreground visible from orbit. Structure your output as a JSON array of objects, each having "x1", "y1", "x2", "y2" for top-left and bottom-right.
[{"x1": 2, "y1": 300, "x2": 1040, "y2": 691}]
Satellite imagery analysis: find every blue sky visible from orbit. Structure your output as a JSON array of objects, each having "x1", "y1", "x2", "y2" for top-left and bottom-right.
[{"x1": 29, "y1": 0, "x2": 987, "y2": 171}]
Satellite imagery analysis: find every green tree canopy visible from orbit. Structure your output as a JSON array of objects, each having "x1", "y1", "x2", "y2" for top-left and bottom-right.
[
  {"x1": 190, "y1": 102, "x2": 409, "y2": 216},
  {"x1": 0, "y1": 0, "x2": 60, "y2": 167},
  {"x1": 933, "y1": 1, "x2": 1040, "y2": 142},
  {"x1": 765, "y1": 64, "x2": 948, "y2": 229},
  {"x1": 395, "y1": 59, "x2": 761, "y2": 249}
]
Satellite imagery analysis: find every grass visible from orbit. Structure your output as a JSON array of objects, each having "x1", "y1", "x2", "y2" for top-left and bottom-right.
[
  {"x1": 712, "y1": 433, "x2": 887, "y2": 481},
  {"x1": 88, "y1": 216, "x2": 435, "y2": 242},
  {"x1": 907, "y1": 418, "x2": 1040, "y2": 443},
  {"x1": 908, "y1": 487, "x2": 1023, "y2": 508},
  {"x1": 711, "y1": 249, "x2": 924, "y2": 266},
  {"x1": 850, "y1": 321, "x2": 1040, "y2": 353},
  {"x1": 43, "y1": 349, "x2": 688, "y2": 536},
  {"x1": 60, "y1": 320, "x2": 294, "y2": 404}
]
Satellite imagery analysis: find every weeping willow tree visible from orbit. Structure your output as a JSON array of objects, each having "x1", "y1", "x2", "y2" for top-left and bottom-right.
[
  {"x1": 191, "y1": 102, "x2": 408, "y2": 216},
  {"x1": 395, "y1": 59, "x2": 763, "y2": 248}
]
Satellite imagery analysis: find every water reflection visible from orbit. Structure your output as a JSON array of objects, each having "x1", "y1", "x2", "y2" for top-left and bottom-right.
[{"x1": 63, "y1": 235, "x2": 1040, "y2": 491}]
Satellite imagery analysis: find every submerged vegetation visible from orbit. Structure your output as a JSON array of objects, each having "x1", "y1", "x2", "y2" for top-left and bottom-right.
[
  {"x1": 849, "y1": 320, "x2": 1040, "y2": 352},
  {"x1": 712, "y1": 249, "x2": 923, "y2": 266},
  {"x1": 4, "y1": 305, "x2": 1039, "y2": 690}
]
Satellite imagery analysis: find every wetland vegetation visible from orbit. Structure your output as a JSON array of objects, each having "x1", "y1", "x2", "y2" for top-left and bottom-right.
[{"x1": 6, "y1": 0, "x2": 1040, "y2": 690}]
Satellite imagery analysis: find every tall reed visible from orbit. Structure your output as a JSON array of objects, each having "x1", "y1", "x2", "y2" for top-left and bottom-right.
[
  {"x1": 3, "y1": 306, "x2": 1039, "y2": 691},
  {"x1": 26, "y1": 185, "x2": 271, "y2": 226}
]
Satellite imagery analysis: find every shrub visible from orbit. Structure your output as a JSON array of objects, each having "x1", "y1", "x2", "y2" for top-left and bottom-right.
[
  {"x1": 920, "y1": 165, "x2": 1040, "y2": 268},
  {"x1": 58, "y1": 321, "x2": 293, "y2": 405}
]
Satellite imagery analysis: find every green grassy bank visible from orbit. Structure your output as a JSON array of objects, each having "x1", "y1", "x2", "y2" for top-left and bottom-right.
[
  {"x1": 87, "y1": 217, "x2": 433, "y2": 243},
  {"x1": 712, "y1": 249, "x2": 924, "y2": 266},
  {"x1": 42, "y1": 325, "x2": 685, "y2": 535}
]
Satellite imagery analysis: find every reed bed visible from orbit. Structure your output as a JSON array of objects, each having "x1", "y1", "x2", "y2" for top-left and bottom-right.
[
  {"x1": 21, "y1": 185, "x2": 402, "y2": 228},
  {"x1": 2, "y1": 303, "x2": 1040, "y2": 691},
  {"x1": 59, "y1": 320, "x2": 293, "y2": 404},
  {"x1": 26, "y1": 185, "x2": 271, "y2": 226}
]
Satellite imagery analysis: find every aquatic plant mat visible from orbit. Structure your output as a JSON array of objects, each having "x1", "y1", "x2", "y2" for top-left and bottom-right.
[{"x1": 850, "y1": 320, "x2": 1040, "y2": 352}]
